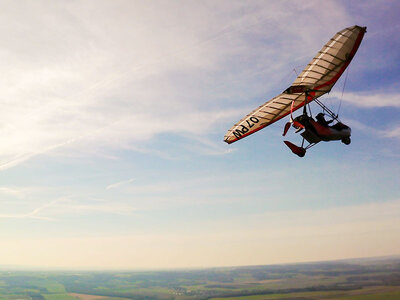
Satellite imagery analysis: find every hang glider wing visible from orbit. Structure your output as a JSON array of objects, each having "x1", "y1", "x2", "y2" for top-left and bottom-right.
[
  {"x1": 224, "y1": 25, "x2": 366, "y2": 144},
  {"x1": 291, "y1": 25, "x2": 366, "y2": 96},
  {"x1": 223, "y1": 92, "x2": 305, "y2": 144}
]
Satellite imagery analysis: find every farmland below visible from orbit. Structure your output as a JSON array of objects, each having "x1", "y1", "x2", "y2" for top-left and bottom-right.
[{"x1": 1, "y1": 256, "x2": 400, "y2": 299}]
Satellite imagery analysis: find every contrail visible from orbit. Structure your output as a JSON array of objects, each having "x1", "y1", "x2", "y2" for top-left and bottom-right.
[
  {"x1": 0, "y1": 136, "x2": 82, "y2": 171},
  {"x1": 106, "y1": 178, "x2": 136, "y2": 190},
  {"x1": 0, "y1": 198, "x2": 64, "y2": 221}
]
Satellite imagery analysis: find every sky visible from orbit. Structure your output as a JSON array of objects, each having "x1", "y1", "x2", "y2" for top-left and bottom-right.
[{"x1": 0, "y1": 0, "x2": 399, "y2": 270}]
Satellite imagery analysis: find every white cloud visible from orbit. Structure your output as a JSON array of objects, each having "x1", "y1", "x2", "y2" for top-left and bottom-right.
[
  {"x1": 384, "y1": 126, "x2": 400, "y2": 139},
  {"x1": 347, "y1": 118, "x2": 400, "y2": 143},
  {"x1": 329, "y1": 91, "x2": 400, "y2": 108},
  {"x1": 0, "y1": 1, "x2": 351, "y2": 170},
  {"x1": 0, "y1": 187, "x2": 24, "y2": 198},
  {"x1": 53, "y1": 201, "x2": 136, "y2": 216}
]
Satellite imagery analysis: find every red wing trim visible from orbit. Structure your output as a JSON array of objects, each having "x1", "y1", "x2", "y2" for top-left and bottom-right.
[
  {"x1": 225, "y1": 99, "x2": 307, "y2": 144},
  {"x1": 314, "y1": 27, "x2": 366, "y2": 91}
]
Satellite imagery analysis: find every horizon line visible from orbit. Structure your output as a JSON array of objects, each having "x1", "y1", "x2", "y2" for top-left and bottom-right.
[{"x1": 2, "y1": 254, "x2": 399, "y2": 273}]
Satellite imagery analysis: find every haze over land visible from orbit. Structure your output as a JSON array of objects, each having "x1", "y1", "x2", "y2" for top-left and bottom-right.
[
  {"x1": 1, "y1": 257, "x2": 400, "y2": 299},
  {"x1": 0, "y1": 0, "x2": 399, "y2": 270}
]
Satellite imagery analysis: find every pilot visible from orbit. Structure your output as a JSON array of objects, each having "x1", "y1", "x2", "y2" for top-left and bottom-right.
[{"x1": 316, "y1": 113, "x2": 333, "y2": 127}]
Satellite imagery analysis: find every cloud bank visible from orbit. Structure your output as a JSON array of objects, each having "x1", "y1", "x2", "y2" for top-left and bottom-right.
[{"x1": 0, "y1": 0, "x2": 351, "y2": 169}]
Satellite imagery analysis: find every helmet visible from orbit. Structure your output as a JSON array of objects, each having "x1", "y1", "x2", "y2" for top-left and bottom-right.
[{"x1": 316, "y1": 113, "x2": 326, "y2": 122}]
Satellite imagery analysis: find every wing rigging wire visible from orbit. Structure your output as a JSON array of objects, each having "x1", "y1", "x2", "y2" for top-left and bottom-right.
[{"x1": 337, "y1": 66, "x2": 350, "y2": 116}]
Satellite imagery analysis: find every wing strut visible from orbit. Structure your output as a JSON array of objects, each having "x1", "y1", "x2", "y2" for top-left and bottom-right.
[
  {"x1": 303, "y1": 91, "x2": 309, "y2": 115},
  {"x1": 314, "y1": 98, "x2": 340, "y2": 121}
]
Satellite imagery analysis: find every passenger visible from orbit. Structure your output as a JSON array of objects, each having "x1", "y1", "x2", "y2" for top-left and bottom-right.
[{"x1": 316, "y1": 113, "x2": 333, "y2": 127}]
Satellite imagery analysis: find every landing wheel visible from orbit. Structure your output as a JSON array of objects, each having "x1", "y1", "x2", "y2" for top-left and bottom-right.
[{"x1": 342, "y1": 137, "x2": 351, "y2": 145}]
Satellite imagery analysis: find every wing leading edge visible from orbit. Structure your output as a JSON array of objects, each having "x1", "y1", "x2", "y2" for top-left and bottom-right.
[{"x1": 224, "y1": 25, "x2": 366, "y2": 144}]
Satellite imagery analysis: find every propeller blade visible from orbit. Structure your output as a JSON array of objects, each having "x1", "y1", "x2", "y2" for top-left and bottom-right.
[{"x1": 282, "y1": 122, "x2": 291, "y2": 136}]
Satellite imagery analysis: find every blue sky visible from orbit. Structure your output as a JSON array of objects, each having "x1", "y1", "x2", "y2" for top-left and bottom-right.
[{"x1": 0, "y1": 0, "x2": 399, "y2": 269}]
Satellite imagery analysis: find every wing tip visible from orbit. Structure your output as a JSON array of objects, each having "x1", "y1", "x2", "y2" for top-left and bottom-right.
[
  {"x1": 351, "y1": 25, "x2": 367, "y2": 32},
  {"x1": 224, "y1": 136, "x2": 236, "y2": 144}
]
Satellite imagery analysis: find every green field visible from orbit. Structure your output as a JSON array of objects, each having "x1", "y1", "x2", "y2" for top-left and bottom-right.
[
  {"x1": 0, "y1": 257, "x2": 400, "y2": 300},
  {"x1": 211, "y1": 288, "x2": 400, "y2": 299},
  {"x1": 43, "y1": 294, "x2": 77, "y2": 300}
]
